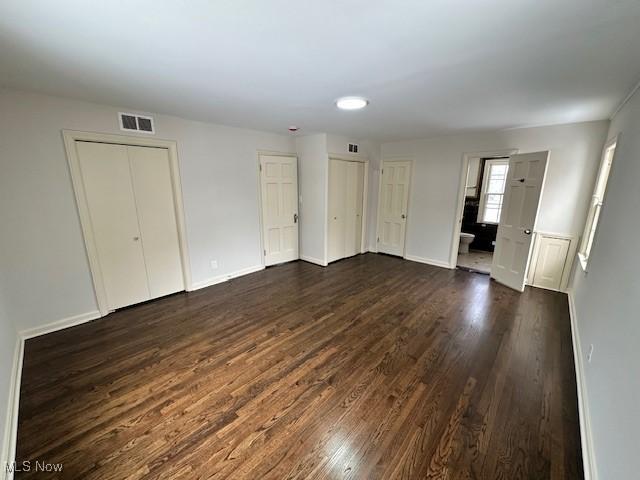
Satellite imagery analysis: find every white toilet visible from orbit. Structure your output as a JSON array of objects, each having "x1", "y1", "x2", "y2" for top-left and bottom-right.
[{"x1": 459, "y1": 232, "x2": 475, "y2": 254}]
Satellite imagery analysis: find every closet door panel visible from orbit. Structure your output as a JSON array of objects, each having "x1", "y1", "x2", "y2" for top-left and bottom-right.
[
  {"x1": 77, "y1": 142, "x2": 150, "y2": 310},
  {"x1": 328, "y1": 159, "x2": 347, "y2": 262},
  {"x1": 128, "y1": 146, "x2": 185, "y2": 298},
  {"x1": 355, "y1": 162, "x2": 365, "y2": 253},
  {"x1": 344, "y1": 162, "x2": 358, "y2": 257}
]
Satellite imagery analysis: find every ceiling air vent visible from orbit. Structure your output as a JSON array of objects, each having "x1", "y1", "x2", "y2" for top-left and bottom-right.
[
  {"x1": 118, "y1": 112, "x2": 155, "y2": 134},
  {"x1": 348, "y1": 143, "x2": 359, "y2": 153}
]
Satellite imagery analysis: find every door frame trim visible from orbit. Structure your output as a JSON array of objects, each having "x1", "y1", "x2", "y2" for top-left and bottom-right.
[
  {"x1": 256, "y1": 151, "x2": 299, "y2": 267},
  {"x1": 449, "y1": 149, "x2": 519, "y2": 269},
  {"x1": 63, "y1": 130, "x2": 192, "y2": 316},
  {"x1": 375, "y1": 157, "x2": 414, "y2": 258},
  {"x1": 327, "y1": 154, "x2": 370, "y2": 256}
]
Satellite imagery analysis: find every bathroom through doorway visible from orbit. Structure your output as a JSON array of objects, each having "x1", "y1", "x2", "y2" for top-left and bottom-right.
[{"x1": 452, "y1": 149, "x2": 518, "y2": 274}]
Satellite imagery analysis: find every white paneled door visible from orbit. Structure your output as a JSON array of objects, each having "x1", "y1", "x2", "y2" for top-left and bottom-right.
[
  {"x1": 491, "y1": 151, "x2": 549, "y2": 291},
  {"x1": 76, "y1": 141, "x2": 185, "y2": 310},
  {"x1": 377, "y1": 160, "x2": 411, "y2": 256},
  {"x1": 260, "y1": 155, "x2": 299, "y2": 266},
  {"x1": 531, "y1": 235, "x2": 570, "y2": 291}
]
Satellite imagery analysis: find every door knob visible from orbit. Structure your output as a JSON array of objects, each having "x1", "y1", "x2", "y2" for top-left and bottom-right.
[
  {"x1": 401, "y1": 214, "x2": 406, "y2": 219},
  {"x1": 524, "y1": 229, "x2": 531, "y2": 235},
  {"x1": 293, "y1": 213, "x2": 298, "y2": 223},
  {"x1": 133, "y1": 236, "x2": 140, "y2": 241}
]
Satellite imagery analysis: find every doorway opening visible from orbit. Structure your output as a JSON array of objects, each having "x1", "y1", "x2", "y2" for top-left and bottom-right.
[
  {"x1": 457, "y1": 156, "x2": 510, "y2": 274},
  {"x1": 452, "y1": 149, "x2": 550, "y2": 292},
  {"x1": 451, "y1": 149, "x2": 518, "y2": 275}
]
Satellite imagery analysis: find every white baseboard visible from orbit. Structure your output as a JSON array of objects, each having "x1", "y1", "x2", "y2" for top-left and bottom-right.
[
  {"x1": 20, "y1": 310, "x2": 102, "y2": 340},
  {"x1": 567, "y1": 289, "x2": 597, "y2": 480},
  {"x1": 1, "y1": 335, "x2": 24, "y2": 480},
  {"x1": 299, "y1": 255, "x2": 327, "y2": 267},
  {"x1": 404, "y1": 254, "x2": 453, "y2": 269},
  {"x1": 189, "y1": 264, "x2": 265, "y2": 291}
]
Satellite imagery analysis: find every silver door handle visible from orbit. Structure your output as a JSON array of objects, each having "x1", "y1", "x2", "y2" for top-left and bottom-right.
[
  {"x1": 293, "y1": 213, "x2": 298, "y2": 223},
  {"x1": 524, "y1": 229, "x2": 531, "y2": 235}
]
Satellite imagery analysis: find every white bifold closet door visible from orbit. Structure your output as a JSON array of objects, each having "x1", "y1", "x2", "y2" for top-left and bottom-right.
[
  {"x1": 77, "y1": 141, "x2": 184, "y2": 310},
  {"x1": 328, "y1": 159, "x2": 364, "y2": 263}
]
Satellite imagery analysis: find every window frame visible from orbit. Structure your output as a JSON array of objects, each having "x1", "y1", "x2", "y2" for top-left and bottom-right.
[
  {"x1": 578, "y1": 136, "x2": 617, "y2": 271},
  {"x1": 477, "y1": 158, "x2": 510, "y2": 225}
]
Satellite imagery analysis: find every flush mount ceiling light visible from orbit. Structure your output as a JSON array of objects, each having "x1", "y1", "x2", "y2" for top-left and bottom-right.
[{"x1": 336, "y1": 96, "x2": 369, "y2": 110}]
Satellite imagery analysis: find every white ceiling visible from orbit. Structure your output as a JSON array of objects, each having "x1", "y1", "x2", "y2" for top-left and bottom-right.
[{"x1": 1, "y1": 0, "x2": 639, "y2": 141}]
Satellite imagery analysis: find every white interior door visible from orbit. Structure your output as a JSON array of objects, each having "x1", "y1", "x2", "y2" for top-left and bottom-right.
[
  {"x1": 344, "y1": 162, "x2": 359, "y2": 258},
  {"x1": 328, "y1": 159, "x2": 365, "y2": 263},
  {"x1": 377, "y1": 160, "x2": 411, "y2": 256},
  {"x1": 328, "y1": 159, "x2": 347, "y2": 263},
  {"x1": 260, "y1": 155, "x2": 299, "y2": 266},
  {"x1": 128, "y1": 146, "x2": 184, "y2": 298},
  {"x1": 354, "y1": 162, "x2": 365, "y2": 254},
  {"x1": 491, "y1": 151, "x2": 549, "y2": 291},
  {"x1": 77, "y1": 142, "x2": 150, "y2": 310}
]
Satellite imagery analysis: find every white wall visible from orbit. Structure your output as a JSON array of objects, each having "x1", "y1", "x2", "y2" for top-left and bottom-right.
[
  {"x1": 570, "y1": 88, "x2": 640, "y2": 479},
  {"x1": 0, "y1": 287, "x2": 18, "y2": 475},
  {"x1": 380, "y1": 121, "x2": 609, "y2": 265},
  {"x1": 0, "y1": 89, "x2": 295, "y2": 332},
  {"x1": 296, "y1": 134, "x2": 328, "y2": 264}
]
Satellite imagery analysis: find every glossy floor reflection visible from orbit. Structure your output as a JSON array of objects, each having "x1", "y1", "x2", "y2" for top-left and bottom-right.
[{"x1": 16, "y1": 253, "x2": 582, "y2": 479}]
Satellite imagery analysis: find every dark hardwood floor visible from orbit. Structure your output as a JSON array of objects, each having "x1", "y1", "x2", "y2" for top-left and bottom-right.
[{"x1": 16, "y1": 253, "x2": 582, "y2": 479}]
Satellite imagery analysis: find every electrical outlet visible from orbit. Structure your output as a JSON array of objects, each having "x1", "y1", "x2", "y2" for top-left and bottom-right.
[
  {"x1": 210, "y1": 260, "x2": 218, "y2": 270},
  {"x1": 587, "y1": 344, "x2": 594, "y2": 363}
]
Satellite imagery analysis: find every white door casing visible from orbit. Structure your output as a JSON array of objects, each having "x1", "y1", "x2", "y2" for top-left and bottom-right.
[
  {"x1": 377, "y1": 160, "x2": 411, "y2": 257},
  {"x1": 491, "y1": 151, "x2": 549, "y2": 291},
  {"x1": 260, "y1": 155, "x2": 299, "y2": 266}
]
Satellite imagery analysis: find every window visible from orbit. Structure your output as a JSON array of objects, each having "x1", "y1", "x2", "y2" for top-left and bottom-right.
[
  {"x1": 578, "y1": 138, "x2": 617, "y2": 270},
  {"x1": 478, "y1": 158, "x2": 510, "y2": 224}
]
